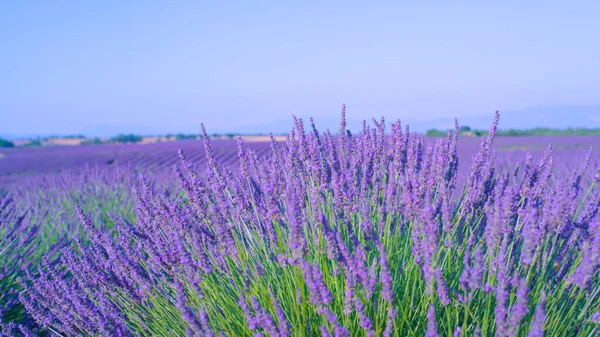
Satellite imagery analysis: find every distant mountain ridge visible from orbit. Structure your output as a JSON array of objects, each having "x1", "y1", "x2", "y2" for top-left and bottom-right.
[
  {"x1": 226, "y1": 104, "x2": 600, "y2": 134},
  {"x1": 440, "y1": 105, "x2": 600, "y2": 131},
  {"x1": 2, "y1": 105, "x2": 599, "y2": 140}
]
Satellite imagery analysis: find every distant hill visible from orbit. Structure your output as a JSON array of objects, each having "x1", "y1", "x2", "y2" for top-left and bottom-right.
[
  {"x1": 428, "y1": 105, "x2": 600, "y2": 131},
  {"x1": 227, "y1": 105, "x2": 600, "y2": 134},
  {"x1": 2, "y1": 104, "x2": 599, "y2": 139}
]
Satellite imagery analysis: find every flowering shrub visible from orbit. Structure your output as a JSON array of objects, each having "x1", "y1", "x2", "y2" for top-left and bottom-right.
[
  {"x1": 0, "y1": 195, "x2": 38, "y2": 322},
  {"x1": 0, "y1": 166, "x2": 139, "y2": 334},
  {"x1": 17, "y1": 108, "x2": 600, "y2": 336}
]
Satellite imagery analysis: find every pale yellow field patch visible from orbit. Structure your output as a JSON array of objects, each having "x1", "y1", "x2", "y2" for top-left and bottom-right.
[
  {"x1": 47, "y1": 138, "x2": 88, "y2": 146},
  {"x1": 240, "y1": 135, "x2": 287, "y2": 142}
]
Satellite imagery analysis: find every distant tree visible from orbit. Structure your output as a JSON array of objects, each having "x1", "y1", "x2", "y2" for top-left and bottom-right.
[
  {"x1": 175, "y1": 133, "x2": 198, "y2": 140},
  {"x1": 110, "y1": 134, "x2": 143, "y2": 144},
  {"x1": 425, "y1": 129, "x2": 447, "y2": 137},
  {"x1": 459, "y1": 125, "x2": 471, "y2": 133},
  {"x1": 24, "y1": 139, "x2": 42, "y2": 147},
  {"x1": 81, "y1": 137, "x2": 102, "y2": 145},
  {"x1": 0, "y1": 138, "x2": 14, "y2": 148}
]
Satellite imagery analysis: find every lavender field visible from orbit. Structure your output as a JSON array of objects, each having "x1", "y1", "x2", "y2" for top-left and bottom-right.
[
  {"x1": 1, "y1": 112, "x2": 600, "y2": 336},
  {"x1": 2, "y1": 131, "x2": 598, "y2": 189}
]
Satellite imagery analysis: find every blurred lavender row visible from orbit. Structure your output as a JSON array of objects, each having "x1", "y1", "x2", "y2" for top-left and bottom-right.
[{"x1": 2, "y1": 136, "x2": 598, "y2": 189}]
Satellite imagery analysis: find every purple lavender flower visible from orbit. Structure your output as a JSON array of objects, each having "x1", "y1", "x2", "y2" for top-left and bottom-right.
[
  {"x1": 495, "y1": 237, "x2": 510, "y2": 337},
  {"x1": 199, "y1": 307, "x2": 214, "y2": 337},
  {"x1": 354, "y1": 297, "x2": 375, "y2": 337},
  {"x1": 521, "y1": 206, "x2": 541, "y2": 265},
  {"x1": 507, "y1": 278, "x2": 529, "y2": 336},
  {"x1": 175, "y1": 283, "x2": 203, "y2": 334},
  {"x1": 343, "y1": 274, "x2": 355, "y2": 315},
  {"x1": 570, "y1": 218, "x2": 600, "y2": 289},
  {"x1": 320, "y1": 326, "x2": 333, "y2": 337},
  {"x1": 378, "y1": 243, "x2": 395, "y2": 304},
  {"x1": 286, "y1": 183, "x2": 306, "y2": 265},
  {"x1": 425, "y1": 303, "x2": 439, "y2": 337},
  {"x1": 303, "y1": 261, "x2": 332, "y2": 307},
  {"x1": 527, "y1": 294, "x2": 546, "y2": 337},
  {"x1": 250, "y1": 296, "x2": 279, "y2": 336},
  {"x1": 436, "y1": 269, "x2": 451, "y2": 306},
  {"x1": 270, "y1": 288, "x2": 291, "y2": 337},
  {"x1": 383, "y1": 307, "x2": 397, "y2": 337},
  {"x1": 239, "y1": 293, "x2": 258, "y2": 330},
  {"x1": 469, "y1": 246, "x2": 484, "y2": 292}
]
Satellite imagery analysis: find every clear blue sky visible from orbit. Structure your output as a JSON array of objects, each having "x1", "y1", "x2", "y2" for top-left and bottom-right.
[{"x1": 1, "y1": 1, "x2": 599, "y2": 136}]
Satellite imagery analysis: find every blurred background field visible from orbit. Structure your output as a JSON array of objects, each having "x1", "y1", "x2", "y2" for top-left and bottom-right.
[{"x1": 2, "y1": 134, "x2": 598, "y2": 191}]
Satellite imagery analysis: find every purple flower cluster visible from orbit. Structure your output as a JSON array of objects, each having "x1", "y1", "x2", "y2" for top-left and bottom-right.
[{"x1": 0, "y1": 195, "x2": 39, "y2": 318}]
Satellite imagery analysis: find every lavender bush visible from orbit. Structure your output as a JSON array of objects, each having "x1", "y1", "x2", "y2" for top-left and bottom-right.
[
  {"x1": 0, "y1": 195, "x2": 38, "y2": 321},
  {"x1": 12, "y1": 108, "x2": 600, "y2": 336},
  {"x1": 1, "y1": 166, "x2": 142, "y2": 333}
]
